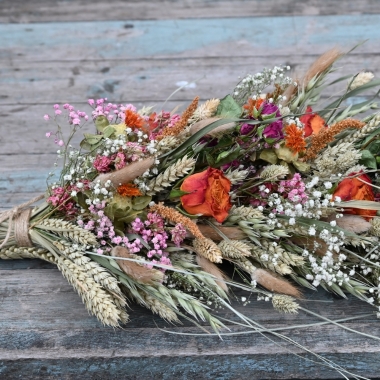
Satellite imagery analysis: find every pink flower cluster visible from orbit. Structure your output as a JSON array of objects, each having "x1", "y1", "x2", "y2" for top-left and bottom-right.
[
  {"x1": 278, "y1": 173, "x2": 308, "y2": 204},
  {"x1": 171, "y1": 223, "x2": 187, "y2": 247},
  {"x1": 150, "y1": 111, "x2": 181, "y2": 139},
  {"x1": 47, "y1": 186, "x2": 78, "y2": 215},
  {"x1": 130, "y1": 213, "x2": 171, "y2": 267},
  {"x1": 78, "y1": 201, "x2": 116, "y2": 254},
  {"x1": 93, "y1": 151, "x2": 128, "y2": 173},
  {"x1": 89, "y1": 98, "x2": 138, "y2": 123}
]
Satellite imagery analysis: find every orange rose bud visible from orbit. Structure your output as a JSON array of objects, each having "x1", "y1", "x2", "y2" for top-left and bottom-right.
[
  {"x1": 180, "y1": 167, "x2": 232, "y2": 223},
  {"x1": 300, "y1": 106, "x2": 326, "y2": 137},
  {"x1": 333, "y1": 172, "x2": 377, "y2": 220}
]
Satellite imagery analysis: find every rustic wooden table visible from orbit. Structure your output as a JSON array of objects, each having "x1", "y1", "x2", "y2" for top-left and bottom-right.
[{"x1": 1, "y1": 1, "x2": 380, "y2": 379}]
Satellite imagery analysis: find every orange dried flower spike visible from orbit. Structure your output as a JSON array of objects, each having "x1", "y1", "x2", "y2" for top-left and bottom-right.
[
  {"x1": 125, "y1": 109, "x2": 144, "y2": 130},
  {"x1": 117, "y1": 183, "x2": 142, "y2": 197},
  {"x1": 284, "y1": 123, "x2": 306, "y2": 154},
  {"x1": 243, "y1": 98, "x2": 264, "y2": 117}
]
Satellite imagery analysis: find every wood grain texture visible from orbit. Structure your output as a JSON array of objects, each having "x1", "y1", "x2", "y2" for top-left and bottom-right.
[
  {"x1": 1, "y1": 0, "x2": 379, "y2": 23},
  {"x1": 2, "y1": 15, "x2": 380, "y2": 61},
  {"x1": 0, "y1": 269, "x2": 378, "y2": 379}
]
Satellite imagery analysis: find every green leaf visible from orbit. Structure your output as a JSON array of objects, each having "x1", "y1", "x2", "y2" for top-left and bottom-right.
[
  {"x1": 170, "y1": 189, "x2": 190, "y2": 198},
  {"x1": 215, "y1": 147, "x2": 241, "y2": 167},
  {"x1": 261, "y1": 111, "x2": 277, "y2": 121},
  {"x1": 79, "y1": 139, "x2": 93, "y2": 151},
  {"x1": 259, "y1": 149, "x2": 278, "y2": 164},
  {"x1": 206, "y1": 152, "x2": 215, "y2": 166},
  {"x1": 320, "y1": 78, "x2": 380, "y2": 118},
  {"x1": 275, "y1": 146, "x2": 297, "y2": 163},
  {"x1": 367, "y1": 140, "x2": 380, "y2": 155},
  {"x1": 103, "y1": 125, "x2": 116, "y2": 139},
  {"x1": 257, "y1": 125, "x2": 265, "y2": 139},
  {"x1": 95, "y1": 115, "x2": 110, "y2": 133},
  {"x1": 117, "y1": 212, "x2": 140, "y2": 223},
  {"x1": 132, "y1": 195, "x2": 152, "y2": 211},
  {"x1": 109, "y1": 258, "x2": 122, "y2": 271},
  {"x1": 83, "y1": 133, "x2": 103, "y2": 145},
  {"x1": 359, "y1": 149, "x2": 377, "y2": 169},
  {"x1": 216, "y1": 95, "x2": 242, "y2": 119}
]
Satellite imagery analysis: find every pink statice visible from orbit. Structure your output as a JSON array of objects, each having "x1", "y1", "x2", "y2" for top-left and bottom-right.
[
  {"x1": 47, "y1": 186, "x2": 78, "y2": 215},
  {"x1": 114, "y1": 152, "x2": 126, "y2": 170},
  {"x1": 171, "y1": 223, "x2": 187, "y2": 247},
  {"x1": 93, "y1": 155, "x2": 112, "y2": 173}
]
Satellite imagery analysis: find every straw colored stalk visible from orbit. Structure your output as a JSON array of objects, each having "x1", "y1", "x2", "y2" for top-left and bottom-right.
[
  {"x1": 149, "y1": 202, "x2": 203, "y2": 239},
  {"x1": 187, "y1": 225, "x2": 247, "y2": 241},
  {"x1": 196, "y1": 254, "x2": 228, "y2": 292},
  {"x1": 303, "y1": 48, "x2": 342, "y2": 86},
  {"x1": 193, "y1": 237, "x2": 223, "y2": 263},
  {"x1": 112, "y1": 246, "x2": 164, "y2": 284},
  {"x1": 253, "y1": 269, "x2": 301, "y2": 298},
  {"x1": 95, "y1": 157, "x2": 155, "y2": 187},
  {"x1": 57, "y1": 256, "x2": 128, "y2": 326},
  {"x1": 156, "y1": 96, "x2": 199, "y2": 141}
]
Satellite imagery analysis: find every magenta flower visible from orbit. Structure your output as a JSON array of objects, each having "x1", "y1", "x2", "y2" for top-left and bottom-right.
[
  {"x1": 263, "y1": 120, "x2": 284, "y2": 139},
  {"x1": 93, "y1": 155, "x2": 112, "y2": 173}
]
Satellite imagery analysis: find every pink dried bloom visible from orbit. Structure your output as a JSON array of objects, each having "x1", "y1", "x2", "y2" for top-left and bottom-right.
[
  {"x1": 93, "y1": 155, "x2": 112, "y2": 173},
  {"x1": 171, "y1": 223, "x2": 187, "y2": 247},
  {"x1": 47, "y1": 187, "x2": 78, "y2": 215},
  {"x1": 114, "y1": 152, "x2": 126, "y2": 170}
]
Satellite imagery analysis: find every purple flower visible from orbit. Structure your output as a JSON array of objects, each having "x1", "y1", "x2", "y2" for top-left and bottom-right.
[
  {"x1": 240, "y1": 123, "x2": 255, "y2": 135},
  {"x1": 261, "y1": 102, "x2": 281, "y2": 117},
  {"x1": 263, "y1": 120, "x2": 284, "y2": 139}
]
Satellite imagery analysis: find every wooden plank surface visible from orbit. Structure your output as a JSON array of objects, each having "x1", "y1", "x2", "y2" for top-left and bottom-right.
[
  {"x1": 1, "y1": 0, "x2": 379, "y2": 23},
  {"x1": 1, "y1": 1, "x2": 380, "y2": 378}
]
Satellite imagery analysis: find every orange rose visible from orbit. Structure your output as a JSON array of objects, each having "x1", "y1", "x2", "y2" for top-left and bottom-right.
[
  {"x1": 180, "y1": 167, "x2": 232, "y2": 223},
  {"x1": 333, "y1": 172, "x2": 377, "y2": 220},
  {"x1": 300, "y1": 106, "x2": 326, "y2": 137}
]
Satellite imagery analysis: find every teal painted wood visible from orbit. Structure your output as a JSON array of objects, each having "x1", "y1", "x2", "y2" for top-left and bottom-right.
[{"x1": 1, "y1": 15, "x2": 380, "y2": 61}]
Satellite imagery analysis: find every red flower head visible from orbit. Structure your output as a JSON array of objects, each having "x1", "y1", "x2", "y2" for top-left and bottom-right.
[
  {"x1": 333, "y1": 171, "x2": 377, "y2": 220},
  {"x1": 180, "y1": 167, "x2": 232, "y2": 223},
  {"x1": 300, "y1": 106, "x2": 326, "y2": 137}
]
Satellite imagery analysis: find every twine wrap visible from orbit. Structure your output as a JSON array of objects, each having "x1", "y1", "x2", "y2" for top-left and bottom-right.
[
  {"x1": 14, "y1": 208, "x2": 33, "y2": 247},
  {"x1": 0, "y1": 194, "x2": 44, "y2": 249}
]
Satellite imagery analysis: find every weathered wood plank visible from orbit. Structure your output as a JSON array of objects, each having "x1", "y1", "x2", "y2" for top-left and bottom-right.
[
  {"x1": 1, "y1": 15, "x2": 380, "y2": 62},
  {"x1": 0, "y1": 269, "x2": 378, "y2": 378},
  {"x1": 1, "y1": 0, "x2": 379, "y2": 23},
  {"x1": 1, "y1": 55, "x2": 378, "y2": 106}
]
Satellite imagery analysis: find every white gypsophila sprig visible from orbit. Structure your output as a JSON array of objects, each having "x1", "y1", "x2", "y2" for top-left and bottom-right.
[{"x1": 232, "y1": 65, "x2": 293, "y2": 105}]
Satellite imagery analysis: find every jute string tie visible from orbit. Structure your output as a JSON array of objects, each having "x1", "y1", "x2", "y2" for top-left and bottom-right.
[{"x1": 0, "y1": 194, "x2": 45, "y2": 249}]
